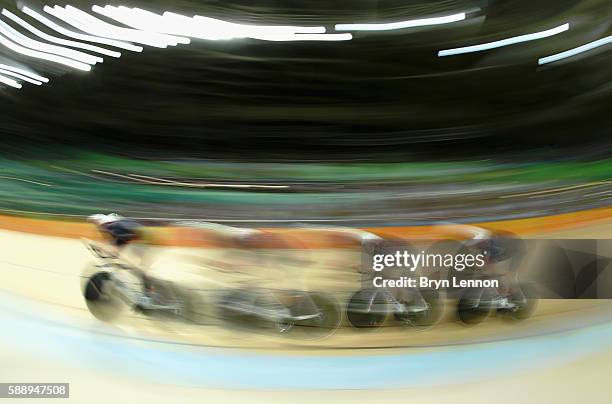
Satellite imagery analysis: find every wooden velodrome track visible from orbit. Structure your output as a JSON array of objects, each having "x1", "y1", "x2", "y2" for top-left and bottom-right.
[
  {"x1": 0, "y1": 209, "x2": 611, "y2": 403},
  {"x1": 0, "y1": 208, "x2": 610, "y2": 348}
]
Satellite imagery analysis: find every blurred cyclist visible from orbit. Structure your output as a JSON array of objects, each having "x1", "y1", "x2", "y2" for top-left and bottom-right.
[
  {"x1": 88, "y1": 213, "x2": 155, "y2": 306},
  {"x1": 473, "y1": 230, "x2": 527, "y2": 308},
  {"x1": 88, "y1": 213, "x2": 142, "y2": 250}
]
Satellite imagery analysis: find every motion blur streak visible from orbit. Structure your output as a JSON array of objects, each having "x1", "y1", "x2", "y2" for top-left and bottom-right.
[
  {"x1": 438, "y1": 23, "x2": 570, "y2": 57},
  {"x1": 0, "y1": 62, "x2": 48, "y2": 82},
  {"x1": 0, "y1": 72, "x2": 20, "y2": 88},
  {"x1": 45, "y1": 5, "x2": 188, "y2": 48},
  {"x1": 269, "y1": 33, "x2": 352, "y2": 42},
  {"x1": 0, "y1": 30, "x2": 91, "y2": 71},
  {"x1": 0, "y1": 1, "x2": 610, "y2": 402},
  {"x1": 1, "y1": 8, "x2": 121, "y2": 58},
  {"x1": 539, "y1": 34, "x2": 612, "y2": 65},
  {"x1": 92, "y1": 6, "x2": 345, "y2": 42},
  {"x1": 92, "y1": 170, "x2": 290, "y2": 189},
  {"x1": 0, "y1": 18, "x2": 102, "y2": 64},
  {"x1": 0, "y1": 68, "x2": 42, "y2": 85},
  {"x1": 63, "y1": 5, "x2": 189, "y2": 45},
  {"x1": 335, "y1": 12, "x2": 467, "y2": 31},
  {"x1": 21, "y1": 6, "x2": 142, "y2": 52}
]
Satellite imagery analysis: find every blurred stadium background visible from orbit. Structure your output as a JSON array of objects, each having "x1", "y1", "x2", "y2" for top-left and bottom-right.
[{"x1": 0, "y1": 0, "x2": 611, "y2": 402}]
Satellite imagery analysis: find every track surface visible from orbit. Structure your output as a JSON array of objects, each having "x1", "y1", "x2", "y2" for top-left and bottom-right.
[{"x1": 1, "y1": 221, "x2": 611, "y2": 402}]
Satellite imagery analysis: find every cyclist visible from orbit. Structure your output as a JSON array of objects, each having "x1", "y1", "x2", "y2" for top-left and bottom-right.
[
  {"x1": 88, "y1": 213, "x2": 155, "y2": 306},
  {"x1": 88, "y1": 213, "x2": 142, "y2": 249}
]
